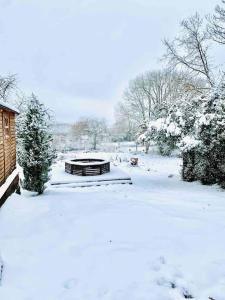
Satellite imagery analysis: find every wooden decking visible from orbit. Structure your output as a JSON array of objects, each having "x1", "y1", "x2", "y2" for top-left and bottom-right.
[
  {"x1": 51, "y1": 177, "x2": 132, "y2": 188},
  {"x1": 0, "y1": 168, "x2": 19, "y2": 207},
  {"x1": 50, "y1": 163, "x2": 132, "y2": 188}
]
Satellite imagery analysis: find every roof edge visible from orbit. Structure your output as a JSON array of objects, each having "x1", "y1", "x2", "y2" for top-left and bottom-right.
[{"x1": 0, "y1": 100, "x2": 20, "y2": 114}]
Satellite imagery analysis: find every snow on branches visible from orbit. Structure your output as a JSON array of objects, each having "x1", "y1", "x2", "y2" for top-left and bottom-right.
[
  {"x1": 139, "y1": 83, "x2": 225, "y2": 187},
  {"x1": 17, "y1": 94, "x2": 56, "y2": 194}
]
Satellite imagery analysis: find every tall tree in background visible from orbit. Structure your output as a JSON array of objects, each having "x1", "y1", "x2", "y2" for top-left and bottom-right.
[
  {"x1": 17, "y1": 94, "x2": 56, "y2": 194},
  {"x1": 0, "y1": 74, "x2": 17, "y2": 102},
  {"x1": 208, "y1": 1, "x2": 225, "y2": 45},
  {"x1": 113, "y1": 102, "x2": 136, "y2": 142},
  {"x1": 87, "y1": 118, "x2": 108, "y2": 150},
  {"x1": 72, "y1": 117, "x2": 108, "y2": 150},
  {"x1": 71, "y1": 119, "x2": 90, "y2": 145},
  {"x1": 164, "y1": 13, "x2": 214, "y2": 87},
  {"x1": 116, "y1": 69, "x2": 204, "y2": 153}
]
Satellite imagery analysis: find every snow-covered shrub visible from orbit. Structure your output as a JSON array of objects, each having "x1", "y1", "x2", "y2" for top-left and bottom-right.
[
  {"x1": 138, "y1": 82, "x2": 225, "y2": 188},
  {"x1": 17, "y1": 94, "x2": 56, "y2": 194},
  {"x1": 138, "y1": 107, "x2": 182, "y2": 156},
  {"x1": 156, "y1": 108, "x2": 182, "y2": 156},
  {"x1": 177, "y1": 97, "x2": 205, "y2": 182},
  {"x1": 129, "y1": 75, "x2": 225, "y2": 187},
  {"x1": 180, "y1": 85, "x2": 225, "y2": 187},
  {"x1": 137, "y1": 123, "x2": 151, "y2": 154},
  {"x1": 196, "y1": 86, "x2": 225, "y2": 186}
]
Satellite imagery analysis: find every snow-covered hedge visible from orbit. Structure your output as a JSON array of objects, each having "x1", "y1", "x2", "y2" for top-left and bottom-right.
[{"x1": 138, "y1": 83, "x2": 225, "y2": 188}]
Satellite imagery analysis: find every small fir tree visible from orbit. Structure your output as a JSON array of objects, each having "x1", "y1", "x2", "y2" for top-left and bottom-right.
[{"x1": 17, "y1": 94, "x2": 56, "y2": 194}]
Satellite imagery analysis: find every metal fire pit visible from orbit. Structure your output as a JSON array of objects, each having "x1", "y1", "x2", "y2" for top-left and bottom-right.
[{"x1": 65, "y1": 158, "x2": 110, "y2": 176}]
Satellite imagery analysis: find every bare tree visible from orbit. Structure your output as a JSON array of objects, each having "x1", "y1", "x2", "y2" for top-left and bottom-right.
[
  {"x1": 120, "y1": 69, "x2": 204, "y2": 125},
  {"x1": 207, "y1": 1, "x2": 225, "y2": 45},
  {"x1": 72, "y1": 119, "x2": 90, "y2": 139},
  {"x1": 72, "y1": 117, "x2": 108, "y2": 150},
  {"x1": 0, "y1": 74, "x2": 17, "y2": 101},
  {"x1": 113, "y1": 102, "x2": 137, "y2": 141},
  {"x1": 123, "y1": 79, "x2": 148, "y2": 126},
  {"x1": 87, "y1": 118, "x2": 108, "y2": 150},
  {"x1": 164, "y1": 13, "x2": 214, "y2": 87},
  {"x1": 116, "y1": 69, "x2": 203, "y2": 153}
]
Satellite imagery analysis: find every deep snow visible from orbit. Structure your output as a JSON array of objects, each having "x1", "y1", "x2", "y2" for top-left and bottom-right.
[{"x1": 0, "y1": 152, "x2": 225, "y2": 300}]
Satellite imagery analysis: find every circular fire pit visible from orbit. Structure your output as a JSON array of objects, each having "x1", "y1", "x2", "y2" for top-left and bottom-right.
[{"x1": 65, "y1": 158, "x2": 110, "y2": 176}]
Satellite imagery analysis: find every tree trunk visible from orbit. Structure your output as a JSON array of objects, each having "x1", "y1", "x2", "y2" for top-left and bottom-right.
[
  {"x1": 145, "y1": 142, "x2": 150, "y2": 154},
  {"x1": 182, "y1": 150, "x2": 196, "y2": 182},
  {"x1": 93, "y1": 135, "x2": 97, "y2": 150}
]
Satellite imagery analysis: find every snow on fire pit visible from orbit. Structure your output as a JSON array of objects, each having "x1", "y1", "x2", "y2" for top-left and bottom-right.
[{"x1": 65, "y1": 158, "x2": 110, "y2": 176}]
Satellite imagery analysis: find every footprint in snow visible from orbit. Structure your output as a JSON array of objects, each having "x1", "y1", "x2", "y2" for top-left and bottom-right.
[{"x1": 149, "y1": 256, "x2": 167, "y2": 272}]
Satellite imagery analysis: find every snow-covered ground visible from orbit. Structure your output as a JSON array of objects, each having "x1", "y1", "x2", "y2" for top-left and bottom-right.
[{"x1": 0, "y1": 151, "x2": 225, "y2": 300}]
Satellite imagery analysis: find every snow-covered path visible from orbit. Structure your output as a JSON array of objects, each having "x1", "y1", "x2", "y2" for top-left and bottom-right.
[{"x1": 0, "y1": 154, "x2": 225, "y2": 300}]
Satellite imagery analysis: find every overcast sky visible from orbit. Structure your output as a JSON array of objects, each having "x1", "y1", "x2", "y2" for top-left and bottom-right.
[{"x1": 0, "y1": 0, "x2": 221, "y2": 123}]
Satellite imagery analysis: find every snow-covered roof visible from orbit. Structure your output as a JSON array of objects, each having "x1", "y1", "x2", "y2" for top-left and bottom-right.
[{"x1": 0, "y1": 100, "x2": 19, "y2": 114}]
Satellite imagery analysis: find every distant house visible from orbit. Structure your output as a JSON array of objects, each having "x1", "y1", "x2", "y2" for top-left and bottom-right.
[{"x1": 0, "y1": 101, "x2": 19, "y2": 205}]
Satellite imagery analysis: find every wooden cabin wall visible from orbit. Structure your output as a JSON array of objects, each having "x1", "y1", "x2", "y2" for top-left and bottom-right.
[
  {"x1": 0, "y1": 109, "x2": 17, "y2": 188},
  {"x1": 4, "y1": 111, "x2": 11, "y2": 178},
  {"x1": 0, "y1": 110, "x2": 4, "y2": 186},
  {"x1": 10, "y1": 113, "x2": 16, "y2": 171}
]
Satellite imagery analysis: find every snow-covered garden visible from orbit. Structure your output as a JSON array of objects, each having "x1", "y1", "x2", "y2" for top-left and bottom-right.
[
  {"x1": 0, "y1": 150, "x2": 225, "y2": 300},
  {"x1": 1, "y1": 1, "x2": 225, "y2": 300}
]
